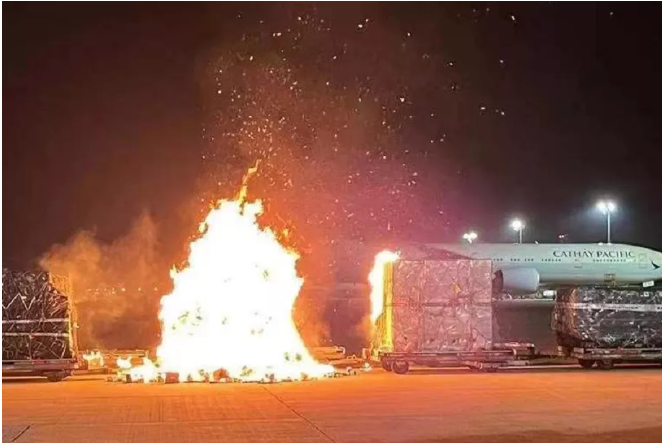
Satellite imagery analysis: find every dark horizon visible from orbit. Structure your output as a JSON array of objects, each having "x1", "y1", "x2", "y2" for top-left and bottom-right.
[{"x1": 4, "y1": 3, "x2": 662, "y2": 272}]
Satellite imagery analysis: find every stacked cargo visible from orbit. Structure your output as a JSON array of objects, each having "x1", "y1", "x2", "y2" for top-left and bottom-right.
[
  {"x1": 2, "y1": 269, "x2": 77, "y2": 363},
  {"x1": 552, "y1": 286, "x2": 662, "y2": 348},
  {"x1": 374, "y1": 259, "x2": 494, "y2": 354}
]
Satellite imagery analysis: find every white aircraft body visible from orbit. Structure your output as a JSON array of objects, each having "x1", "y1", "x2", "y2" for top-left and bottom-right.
[{"x1": 422, "y1": 243, "x2": 662, "y2": 294}]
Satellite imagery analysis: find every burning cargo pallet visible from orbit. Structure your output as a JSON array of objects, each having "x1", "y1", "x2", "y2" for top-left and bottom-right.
[
  {"x1": 374, "y1": 259, "x2": 494, "y2": 352},
  {"x1": 371, "y1": 258, "x2": 534, "y2": 373}
]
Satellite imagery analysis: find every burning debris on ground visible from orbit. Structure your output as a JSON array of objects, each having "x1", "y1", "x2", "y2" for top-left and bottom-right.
[
  {"x1": 108, "y1": 364, "x2": 369, "y2": 385},
  {"x1": 106, "y1": 353, "x2": 371, "y2": 385}
]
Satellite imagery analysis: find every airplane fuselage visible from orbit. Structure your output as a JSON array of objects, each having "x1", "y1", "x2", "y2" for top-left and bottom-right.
[{"x1": 424, "y1": 243, "x2": 662, "y2": 286}]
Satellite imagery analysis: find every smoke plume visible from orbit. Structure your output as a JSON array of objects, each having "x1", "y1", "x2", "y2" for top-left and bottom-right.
[{"x1": 39, "y1": 212, "x2": 165, "y2": 350}]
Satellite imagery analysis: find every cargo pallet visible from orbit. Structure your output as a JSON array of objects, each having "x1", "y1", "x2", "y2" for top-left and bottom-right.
[
  {"x1": 562, "y1": 346, "x2": 662, "y2": 369},
  {"x1": 377, "y1": 343, "x2": 536, "y2": 374}
]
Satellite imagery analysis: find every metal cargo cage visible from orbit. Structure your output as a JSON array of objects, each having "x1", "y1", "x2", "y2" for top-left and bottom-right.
[{"x1": 2, "y1": 269, "x2": 78, "y2": 362}]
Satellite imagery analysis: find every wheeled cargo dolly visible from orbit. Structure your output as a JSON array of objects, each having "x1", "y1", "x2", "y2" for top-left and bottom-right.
[
  {"x1": 376, "y1": 343, "x2": 536, "y2": 374},
  {"x1": 561, "y1": 346, "x2": 662, "y2": 369}
]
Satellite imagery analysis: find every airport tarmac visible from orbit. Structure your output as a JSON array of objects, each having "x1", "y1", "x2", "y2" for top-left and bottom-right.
[{"x1": 3, "y1": 366, "x2": 662, "y2": 443}]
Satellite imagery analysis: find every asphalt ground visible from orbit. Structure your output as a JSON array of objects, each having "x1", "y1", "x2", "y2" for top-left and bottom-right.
[{"x1": 3, "y1": 365, "x2": 662, "y2": 443}]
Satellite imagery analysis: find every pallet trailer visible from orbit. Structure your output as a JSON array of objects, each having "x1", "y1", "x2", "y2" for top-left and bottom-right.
[
  {"x1": 377, "y1": 343, "x2": 536, "y2": 374},
  {"x1": 2, "y1": 358, "x2": 79, "y2": 382},
  {"x1": 563, "y1": 346, "x2": 662, "y2": 369}
]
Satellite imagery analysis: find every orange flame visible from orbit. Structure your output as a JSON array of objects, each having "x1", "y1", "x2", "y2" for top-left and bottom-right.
[
  {"x1": 132, "y1": 166, "x2": 332, "y2": 382},
  {"x1": 82, "y1": 350, "x2": 104, "y2": 367},
  {"x1": 368, "y1": 250, "x2": 400, "y2": 325},
  {"x1": 116, "y1": 357, "x2": 132, "y2": 370},
  {"x1": 128, "y1": 357, "x2": 158, "y2": 383}
]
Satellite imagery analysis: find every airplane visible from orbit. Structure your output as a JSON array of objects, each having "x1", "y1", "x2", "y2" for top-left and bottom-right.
[{"x1": 418, "y1": 243, "x2": 662, "y2": 294}]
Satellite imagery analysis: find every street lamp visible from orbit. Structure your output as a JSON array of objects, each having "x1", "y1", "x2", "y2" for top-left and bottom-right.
[
  {"x1": 510, "y1": 219, "x2": 525, "y2": 244},
  {"x1": 596, "y1": 200, "x2": 616, "y2": 244},
  {"x1": 462, "y1": 231, "x2": 478, "y2": 244}
]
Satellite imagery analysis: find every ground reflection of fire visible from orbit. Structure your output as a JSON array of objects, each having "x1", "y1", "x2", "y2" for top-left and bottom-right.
[{"x1": 124, "y1": 166, "x2": 333, "y2": 383}]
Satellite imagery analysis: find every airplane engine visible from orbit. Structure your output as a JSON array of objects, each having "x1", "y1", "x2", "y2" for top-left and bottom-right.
[{"x1": 494, "y1": 268, "x2": 540, "y2": 294}]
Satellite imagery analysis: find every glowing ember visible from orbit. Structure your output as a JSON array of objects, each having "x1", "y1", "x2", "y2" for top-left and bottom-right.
[
  {"x1": 129, "y1": 166, "x2": 332, "y2": 382},
  {"x1": 368, "y1": 250, "x2": 400, "y2": 324}
]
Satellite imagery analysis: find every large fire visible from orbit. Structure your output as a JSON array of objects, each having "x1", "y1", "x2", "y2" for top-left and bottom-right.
[
  {"x1": 127, "y1": 167, "x2": 332, "y2": 382},
  {"x1": 368, "y1": 250, "x2": 400, "y2": 325}
]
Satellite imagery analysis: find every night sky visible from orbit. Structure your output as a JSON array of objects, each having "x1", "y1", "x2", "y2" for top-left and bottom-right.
[{"x1": 5, "y1": 3, "x2": 662, "y2": 273}]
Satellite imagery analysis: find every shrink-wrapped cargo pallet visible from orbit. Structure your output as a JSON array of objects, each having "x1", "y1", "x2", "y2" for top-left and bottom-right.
[
  {"x1": 374, "y1": 259, "x2": 493, "y2": 353},
  {"x1": 552, "y1": 286, "x2": 662, "y2": 348},
  {"x1": 2, "y1": 269, "x2": 76, "y2": 361}
]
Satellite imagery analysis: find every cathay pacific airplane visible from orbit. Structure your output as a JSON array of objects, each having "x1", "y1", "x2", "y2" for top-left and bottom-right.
[{"x1": 421, "y1": 243, "x2": 662, "y2": 294}]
